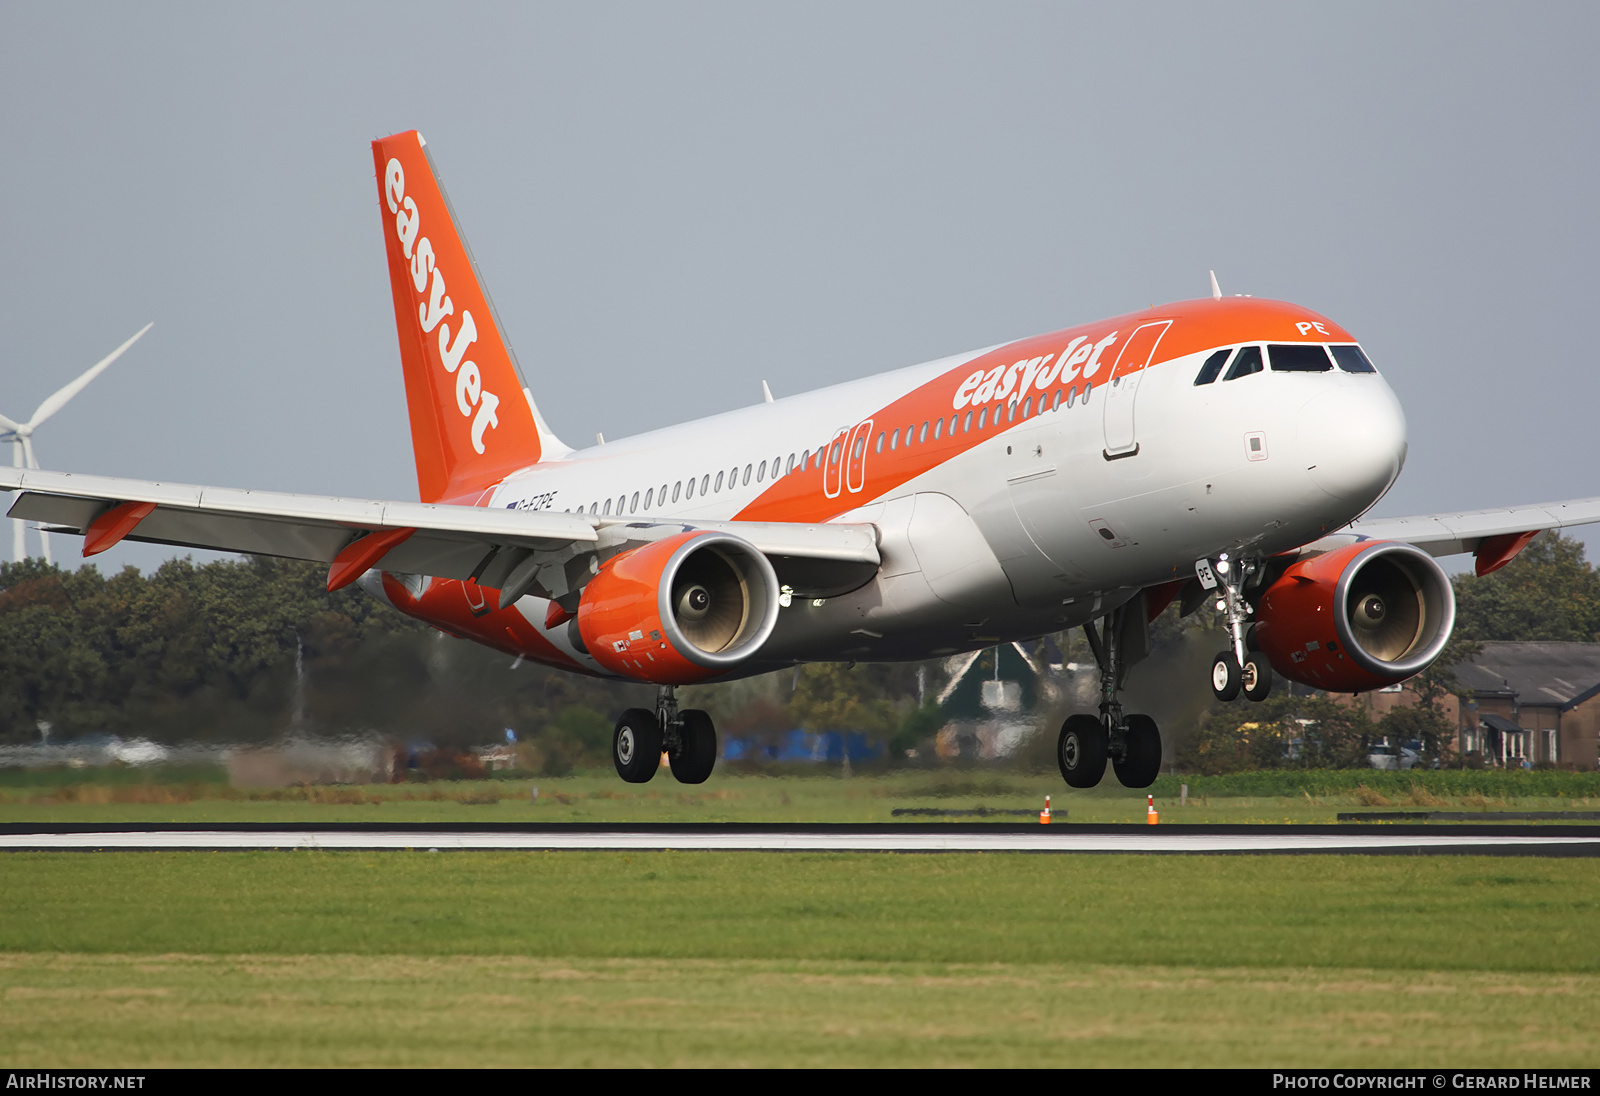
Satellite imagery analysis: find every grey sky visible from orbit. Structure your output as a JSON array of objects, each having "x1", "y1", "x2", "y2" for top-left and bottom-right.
[{"x1": 3, "y1": 2, "x2": 1597, "y2": 575}]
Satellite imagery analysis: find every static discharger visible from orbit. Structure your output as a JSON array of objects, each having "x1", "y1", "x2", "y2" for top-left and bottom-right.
[
  {"x1": 1039, "y1": 795, "x2": 1052, "y2": 825},
  {"x1": 1147, "y1": 795, "x2": 1159, "y2": 825}
]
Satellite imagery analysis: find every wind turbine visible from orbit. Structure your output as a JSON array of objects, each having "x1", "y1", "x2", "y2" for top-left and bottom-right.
[{"x1": 1, "y1": 323, "x2": 152, "y2": 564}]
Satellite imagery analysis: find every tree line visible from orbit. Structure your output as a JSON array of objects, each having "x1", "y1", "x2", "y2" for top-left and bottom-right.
[
  {"x1": 0, "y1": 530, "x2": 1594, "y2": 769},
  {"x1": 0, "y1": 554, "x2": 934, "y2": 767}
]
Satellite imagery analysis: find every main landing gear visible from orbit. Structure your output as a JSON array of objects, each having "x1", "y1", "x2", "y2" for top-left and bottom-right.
[
  {"x1": 613, "y1": 685, "x2": 717, "y2": 785},
  {"x1": 1205, "y1": 553, "x2": 1273, "y2": 704},
  {"x1": 1058, "y1": 596, "x2": 1163, "y2": 790}
]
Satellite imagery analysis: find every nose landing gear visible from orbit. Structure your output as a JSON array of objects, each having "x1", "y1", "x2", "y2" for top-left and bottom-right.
[
  {"x1": 612, "y1": 685, "x2": 719, "y2": 784},
  {"x1": 1057, "y1": 594, "x2": 1163, "y2": 790},
  {"x1": 1205, "y1": 554, "x2": 1273, "y2": 704}
]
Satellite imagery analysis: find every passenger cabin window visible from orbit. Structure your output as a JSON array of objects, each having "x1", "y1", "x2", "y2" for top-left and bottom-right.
[
  {"x1": 1193, "y1": 348, "x2": 1232, "y2": 385},
  {"x1": 715, "y1": 471, "x2": 724, "y2": 492},
  {"x1": 1330, "y1": 345, "x2": 1377, "y2": 373},
  {"x1": 1223, "y1": 346, "x2": 1263, "y2": 381},
  {"x1": 645, "y1": 488, "x2": 654, "y2": 509},
  {"x1": 672, "y1": 482, "x2": 682, "y2": 502},
  {"x1": 1268, "y1": 344, "x2": 1333, "y2": 372}
]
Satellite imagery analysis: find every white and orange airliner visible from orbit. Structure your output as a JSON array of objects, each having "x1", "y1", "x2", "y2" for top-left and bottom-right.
[{"x1": 7, "y1": 131, "x2": 1599, "y2": 787}]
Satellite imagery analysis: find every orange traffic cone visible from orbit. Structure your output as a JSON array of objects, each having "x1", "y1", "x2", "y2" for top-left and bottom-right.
[
  {"x1": 1039, "y1": 795, "x2": 1052, "y2": 825},
  {"x1": 1146, "y1": 794, "x2": 1159, "y2": 825}
]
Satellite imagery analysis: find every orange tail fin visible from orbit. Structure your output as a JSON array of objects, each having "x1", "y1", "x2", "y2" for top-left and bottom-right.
[{"x1": 372, "y1": 131, "x2": 562, "y2": 503}]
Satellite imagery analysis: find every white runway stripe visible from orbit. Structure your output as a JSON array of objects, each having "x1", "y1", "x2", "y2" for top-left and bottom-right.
[{"x1": 2, "y1": 829, "x2": 1596, "y2": 854}]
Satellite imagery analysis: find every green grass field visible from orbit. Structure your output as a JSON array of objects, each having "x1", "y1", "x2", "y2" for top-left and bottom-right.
[
  {"x1": 3, "y1": 766, "x2": 1596, "y2": 1066},
  {"x1": 3, "y1": 766, "x2": 1597, "y2": 825},
  {"x1": 2, "y1": 850, "x2": 1597, "y2": 1067}
]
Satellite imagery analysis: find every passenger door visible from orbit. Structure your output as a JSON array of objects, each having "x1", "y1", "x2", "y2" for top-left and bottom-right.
[{"x1": 1101, "y1": 320, "x2": 1172, "y2": 458}]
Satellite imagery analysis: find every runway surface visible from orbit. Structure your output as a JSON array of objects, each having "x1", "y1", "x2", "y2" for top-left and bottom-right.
[{"x1": 2, "y1": 822, "x2": 1597, "y2": 855}]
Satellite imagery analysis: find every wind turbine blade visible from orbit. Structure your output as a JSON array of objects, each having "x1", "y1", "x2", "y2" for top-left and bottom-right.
[
  {"x1": 0, "y1": 411, "x2": 20, "y2": 434},
  {"x1": 27, "y1": 322, "x2": 153, "y2": 428},
  {"x1": 22, "y1": 436, "x2": 37, "y2": 470}
]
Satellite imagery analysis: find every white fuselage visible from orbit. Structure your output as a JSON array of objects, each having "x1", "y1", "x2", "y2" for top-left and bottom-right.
[{"x1": 480, "y1": 332, "x2": 1407, "y2": 676}]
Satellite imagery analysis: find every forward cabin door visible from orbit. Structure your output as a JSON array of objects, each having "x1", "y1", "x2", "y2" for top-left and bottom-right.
[{"x1": 1101, "y1": 320, "x2": 1171, "y2": 458}]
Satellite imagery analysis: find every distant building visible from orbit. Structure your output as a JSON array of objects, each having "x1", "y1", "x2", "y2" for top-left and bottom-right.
[
  {"x1": 1344, "y1": 641, "x2": 1600, "y2": 769},
  {"x1": 1452, "y1": 642, "x2": 1600, "y2": 769},
  {"x1": 935, "y1": 639, "x2": 1065, "y2": 760}
]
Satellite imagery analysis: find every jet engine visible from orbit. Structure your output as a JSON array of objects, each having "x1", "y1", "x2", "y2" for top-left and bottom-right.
[
  {"x1": 1253, "y1": 541, "x2": 1456, "y2": 693},
  {"x1": 577, "y1": 530, "x2": 781, "y2": 683}
]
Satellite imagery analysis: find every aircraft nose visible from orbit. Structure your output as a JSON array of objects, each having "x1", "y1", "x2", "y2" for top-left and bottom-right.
[{"x1": 1296, "y1": 383, "x2": 1407, "y2": 502}]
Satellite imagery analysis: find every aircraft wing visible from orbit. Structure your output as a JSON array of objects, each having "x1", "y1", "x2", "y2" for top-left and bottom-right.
[
  {"x1": 1310, "y1": 495, "x2": 1600, "y2": 576},
  {"x1": 1347, "y1": 497, "x2": 1600, "y2": 555},
  {"x1": 0, "y1": 468, "x2": 880, "y2": 597}
]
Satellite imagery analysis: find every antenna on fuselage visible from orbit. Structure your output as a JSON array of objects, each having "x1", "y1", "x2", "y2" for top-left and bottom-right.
[
  {"x1": 1209, "y1": 270, "x2": 1222, "y2": 301},
  {"x1": 761, "y1": 380, "x2": 774, "y2": 404}
]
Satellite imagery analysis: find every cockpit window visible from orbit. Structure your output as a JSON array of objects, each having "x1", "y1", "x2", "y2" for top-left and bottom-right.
[
  {"x1": 1193, "y1": 348, "x2": 1231, "y2": 386},
  {"x1": 1329, "y1": 345, "x2": 1377, "y2": 373},
  {"x1": 1268, "y1": 344, "x2": 1333, "y2": 372},
  {"x1": 1223, "y1": 345, "x2": 1263, "y2": 381}
]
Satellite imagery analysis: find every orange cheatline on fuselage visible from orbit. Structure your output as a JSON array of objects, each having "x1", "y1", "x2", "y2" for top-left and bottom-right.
[{"x1": 732, "y1": 296, "x2": 1353, "y2": 525}]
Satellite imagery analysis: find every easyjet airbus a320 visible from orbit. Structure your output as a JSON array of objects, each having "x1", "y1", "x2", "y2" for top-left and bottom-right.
[{"x1": 7, "y1": 131, "x2": 1599, "y2": 787}]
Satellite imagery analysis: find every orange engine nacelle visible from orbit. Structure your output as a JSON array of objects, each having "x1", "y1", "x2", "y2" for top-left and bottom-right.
[
  {"x1": 576, "y1": 530, "x2": 781, "y2": 684},
  {"x1": 1254, "y1": 540, "x2": 1456, "y2": 693}
]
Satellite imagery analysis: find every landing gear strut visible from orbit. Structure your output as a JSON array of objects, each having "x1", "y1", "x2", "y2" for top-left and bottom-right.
[
  {"x1": 612, "y1": 685, "x2": 718, "y2": 785},
  {"x1": 1058, "y1": 597, "x2": 1162, "y2": 790},
  {"x1": 1207, "y1": 553, "x2": 1273, "y2": 703}
]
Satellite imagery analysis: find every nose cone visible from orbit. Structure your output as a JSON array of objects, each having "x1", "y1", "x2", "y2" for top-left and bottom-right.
[{"x1": 1297, "y1": 383, "x2": 1407, "y2": 502}]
